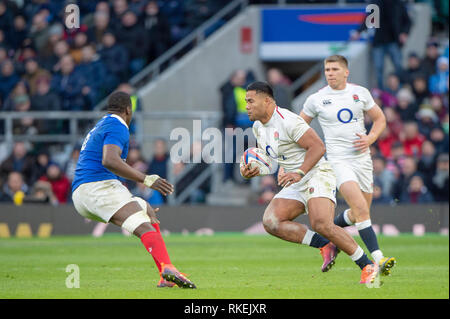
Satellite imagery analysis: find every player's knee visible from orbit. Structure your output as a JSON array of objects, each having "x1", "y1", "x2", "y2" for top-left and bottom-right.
[{"x1": 262, "y1": 211, "x2": 279, "y2": 234}]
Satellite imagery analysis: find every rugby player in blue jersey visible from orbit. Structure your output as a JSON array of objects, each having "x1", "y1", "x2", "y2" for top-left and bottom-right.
[{"x1": 72, "y1": 91, "x2": 196, "y2": 288}]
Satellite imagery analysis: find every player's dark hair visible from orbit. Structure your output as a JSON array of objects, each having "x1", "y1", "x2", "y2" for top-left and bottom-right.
[
  {"x1": 106, "y1": 91, "x2": 131, "y2": 113},
  {"x1": 246, "y1": 81, "x2": 274, "y2": 99},
  {"x1": 324, "y1": 55, "x2": 348, "y2": 68}
]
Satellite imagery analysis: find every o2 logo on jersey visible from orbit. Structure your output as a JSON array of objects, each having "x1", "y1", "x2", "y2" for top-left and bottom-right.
[
  {"x1": 266, "y1": 145, "x2": 286, "y2": 161},
  {"x1": 337, "y1": 108, "x2": 354, "y2": 124}
]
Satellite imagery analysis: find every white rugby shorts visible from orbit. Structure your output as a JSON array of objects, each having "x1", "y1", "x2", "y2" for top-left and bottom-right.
[
  {"x1": 72, "y1": 179, "x2": 145, "y2": 223},
  {"x1": 274, "y1": 162, "x2": 337, "y2": 214},
  {"x1": 329, "y1": 154, "x2": 374, "y2": 193}
]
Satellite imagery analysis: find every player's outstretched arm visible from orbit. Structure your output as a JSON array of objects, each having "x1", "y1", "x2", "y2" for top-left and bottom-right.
[{"x1": 102, "y1": 144, "x2": 174, "y2": 195}]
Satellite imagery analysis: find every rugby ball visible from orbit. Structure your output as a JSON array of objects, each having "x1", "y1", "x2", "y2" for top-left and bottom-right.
[{"x1": 240, "y1": 147, "x2": 272, "y2": 176}]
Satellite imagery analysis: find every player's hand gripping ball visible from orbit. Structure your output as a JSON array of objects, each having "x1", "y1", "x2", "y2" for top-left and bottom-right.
[{"x1": 240, "y1": 147, "x2": 272, "y2": 177}]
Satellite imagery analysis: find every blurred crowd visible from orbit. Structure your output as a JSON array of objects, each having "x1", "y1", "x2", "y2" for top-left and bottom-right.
[
  {"x1": 0, "y1": 0, "x2": 227, "y2": 118},
  {"x1": 0, "y1": 0, "x2": 448, "y2": 207}
]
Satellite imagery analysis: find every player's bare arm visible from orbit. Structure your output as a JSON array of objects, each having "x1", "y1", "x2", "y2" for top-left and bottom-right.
[
  {"x1": 278, "y1": 128, "x2": 326, "y2": 188},
  {"x1": 299, "y1": 111, "x2": 314, "y2": 125},
  {"x1": 102, "y1": 144, "x2": 174, "y2": 196},
  {"x1": 353, "y1": 104, "x2": 386, "y2": 152}
]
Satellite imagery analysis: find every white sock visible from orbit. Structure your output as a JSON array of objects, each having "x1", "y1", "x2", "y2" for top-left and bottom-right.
[
  {"x1": 343, "y1": 209, "x2": 354, "y2": 226},
  {"x1": 301, "y1": 229, "x2": 315, "y2": 246},
  {"x1": 355, "y1": 219, "x2": 372, "y2": 231},
  {"x1": 350, "y1": 246, "x2": 364, "y2": 261}
]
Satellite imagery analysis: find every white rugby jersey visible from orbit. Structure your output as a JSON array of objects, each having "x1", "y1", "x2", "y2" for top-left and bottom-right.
[
  {"x1": 252, "y1": 106, "x2": 325, "y2": 172},
  {"x1": 302, "y1": 83, "x2": 376, "y2": 161}
]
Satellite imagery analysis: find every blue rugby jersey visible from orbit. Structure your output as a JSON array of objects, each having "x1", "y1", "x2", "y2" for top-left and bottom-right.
[{"x1": 72, "y1": 114, "x2": 129, "y2": 192}]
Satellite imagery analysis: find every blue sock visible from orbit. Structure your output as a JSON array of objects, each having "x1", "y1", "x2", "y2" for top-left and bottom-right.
[
  {"x1": 356, "y1": 221, "x2": 380, "y2": 254},
  {"x1": 355, "y1": 253, "x2": 373, "y2": 270},
  {"x1": 334, "y1": 210, "x2": 351, "y2": 227},
  {"x1": 310, "y1": 232, "x2": 330, "y2": 248}
]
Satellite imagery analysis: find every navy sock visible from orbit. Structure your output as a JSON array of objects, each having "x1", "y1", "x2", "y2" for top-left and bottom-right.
[
  {"x1": 355, "y1": 253, "x2": 373, "y2": 270},
  {"x1": 334, "y1": 211, "x2": 351, "y2": 227},
  {"x1": 309, "y1": 233, "x2": 330, "y2": 248},
  {"x1": 358, "y1": 226, "x2": 380, "y2": 253}
]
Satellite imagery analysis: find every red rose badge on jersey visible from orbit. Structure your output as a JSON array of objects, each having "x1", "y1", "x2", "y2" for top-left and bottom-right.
[{"x1": 353, "y1": 94, "x2": 360, "y2": 102}]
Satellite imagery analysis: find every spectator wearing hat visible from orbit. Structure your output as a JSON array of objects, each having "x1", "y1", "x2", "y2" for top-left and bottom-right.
[
  {"x1": 429, "y1": 56, "x2": 449, "y2": 95},
  {"x1": 421, "y1": 39, "x2": 440, "y2": 80},
  {"x1": 431, "y1": 153, "x2": 449, "y2": 202},
  {"x1": 417, "y1": 107, "x2": 440, "y2": 139},
  {"x1": 395, "y1": 87, "x2": 418, "y2": 122}
]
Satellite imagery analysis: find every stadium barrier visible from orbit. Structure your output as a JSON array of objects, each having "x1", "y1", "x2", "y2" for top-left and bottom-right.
[{"x1": 0, "y1": 203, "x2": 447, "y2": 238}]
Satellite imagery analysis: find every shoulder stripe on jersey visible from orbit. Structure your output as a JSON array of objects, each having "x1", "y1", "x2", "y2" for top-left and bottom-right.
[{"x1": 276, "y1": 106, "x2": 284, "y2": 119}]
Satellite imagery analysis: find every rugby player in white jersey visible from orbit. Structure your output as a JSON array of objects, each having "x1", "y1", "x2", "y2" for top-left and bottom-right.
[
  {"x1": 241, "y1": 81, "x2": 379, "y2": 284},
  {"x1": 299, "y1": 55, "x2": 396, "y2": 276}
]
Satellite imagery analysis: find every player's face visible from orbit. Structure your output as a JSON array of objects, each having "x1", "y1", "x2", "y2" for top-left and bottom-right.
[
  {"x1": 324, "y1": 62, "x2": 349, "y2": 89},
  {"x1": 245, "y1": 90, "x2": 266, "y2": 121}
]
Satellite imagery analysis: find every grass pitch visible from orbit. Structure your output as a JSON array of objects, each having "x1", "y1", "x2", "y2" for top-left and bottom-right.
[{"x1": 0, "y1": 233, "x2": 448, "y2": 299}]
